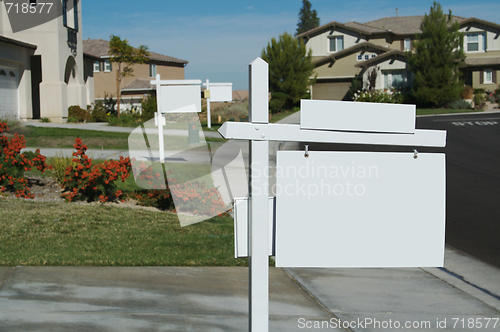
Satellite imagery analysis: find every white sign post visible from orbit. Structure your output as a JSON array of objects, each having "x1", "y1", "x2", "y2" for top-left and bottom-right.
[
  {"x1": 203, "y1": 79, "x2": 232, "y2": 129},
  {"x1": 151, "y1": 74, "x2": 202, "y2": 162},
  {"x1": 218, "y1": 58, "x2": 447, "y2": 332}
]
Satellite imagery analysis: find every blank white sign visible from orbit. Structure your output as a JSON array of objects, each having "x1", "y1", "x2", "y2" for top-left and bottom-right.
[
  {"x1": 210, "y1": 84, "x2": 232, "y2": 102},
  {"x1": 160, "y1": 85, "x2": 201, "y2": 113},
  {"x1": 233, "y1": 197, "x2": 275, "y2": 258},
  {"x1": 275, "y1": 151, "x2": 446, "y2": 268},
  {"x1": 300, "y1": 99, "x2": 416, "y2": 134}
]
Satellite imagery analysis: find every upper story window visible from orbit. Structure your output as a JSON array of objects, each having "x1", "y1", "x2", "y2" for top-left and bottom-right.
[
  {"x1": 63, "y1": 0, "x2": 78, "y2": 31},
  {"x1": 104, "y1": 60, "x2": 112, "y2": 72},
  {"x1": 329, "y1": 36, "x2": 344, "y2": 53},
  {"x1": 404, "y1": 39, "x2": 411, "y2": 51},
  {"x1": 466, "y1": 33, "x2": 486, "y2": 52},
  {"x1": 93, "y1": 61, "x2": 100, "y2": 73},
  {"x1": 357, "y1": 53, "x2": 377, "y2": 61},
  {"x1": 149, "y1": 64, "x2": 157, "y2": 77}
]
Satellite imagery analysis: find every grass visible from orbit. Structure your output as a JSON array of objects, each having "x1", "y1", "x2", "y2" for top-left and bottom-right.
[
  {"x1": 0, "y1": 199, "x2": 246, "y2": 267},
  {"x1": 416, "y1": 108, "x2": 484, "y2": 116},
  {"x1": 5, "y1": 126, "x2": 225, "y2": 149}
]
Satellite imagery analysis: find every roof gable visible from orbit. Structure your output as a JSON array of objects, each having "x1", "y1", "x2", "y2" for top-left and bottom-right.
[{"x1": 313, "y1": 42, "x2": 395, "y2": 66}]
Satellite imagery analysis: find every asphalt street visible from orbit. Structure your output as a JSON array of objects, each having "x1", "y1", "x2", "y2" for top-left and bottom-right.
[{"x1": 303, "y1": 112, "x2": 500, "y2": 268}]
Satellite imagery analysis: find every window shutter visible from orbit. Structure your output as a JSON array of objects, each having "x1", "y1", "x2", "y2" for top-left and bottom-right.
[
  {"x1": 493, "y1": 70, "x2": 497, "y2": 84},
  {"x1": 62, "y1": 0, "x2": 67, "y2": 26},
  {"x1": 479, "y1": 70, "x2": 484, "y2": 84},
  {"x1": 74, "y1": 0, "x2": 79, "y2": 31},
  {"x1": 400, "y1": 40, "x2": 404, "y2": 51}
]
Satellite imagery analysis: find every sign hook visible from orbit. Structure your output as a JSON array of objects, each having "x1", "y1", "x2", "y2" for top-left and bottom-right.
[
  {"x1": 305, "y1": 144, "x2": 309, "y2": 158},
  {"x1": 413, "y1": 148, "x2": 418, "y2": 159}
]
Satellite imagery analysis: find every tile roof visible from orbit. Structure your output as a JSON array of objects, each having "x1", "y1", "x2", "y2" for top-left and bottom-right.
[
  {"x1": 464, "y1": 57, "x2": 500, "y2": 67},
  {"x1": 82, "y1": 39, "x2": 188, "y2": 65},
  {"x1": 298, "y1": 15, "x2": 492, "y2": 38},
  {"x1": 363, "y1": 16, "x2": 426, "y2": 35}
]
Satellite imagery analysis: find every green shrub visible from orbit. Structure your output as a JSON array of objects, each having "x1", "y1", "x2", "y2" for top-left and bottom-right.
[
  {"x1": 211, "y1": 100, "x2": 249, "y2": 123},
  {"x1": 88, "y1": 101, "x2": 108, "y2": 122},
  {"x1": 493, "y1": 86, "x2": 500, "y2": 103},
  {"x1": 68, "y1": 105, "x2": 89, "y2": 122},
  {"x1": 140, "y1": 95, "x2": 157, "y2": 121},
  {"x1": 47, "y1": 154, "x2": 77, "y2": 184},
  {"x1": 447, "y1": 99, "x2": 471, "y2": 109},
  {"x1": 40, "y1": 117, "x2": 50, "y2": 123},
  {"x1": 269, "y1": 92, "x2": 288, "y2": 114}
]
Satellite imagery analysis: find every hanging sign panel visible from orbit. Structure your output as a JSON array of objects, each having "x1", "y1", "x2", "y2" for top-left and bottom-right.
[
  {"x1": 275, "y1": 151, "x2": 446, "y2": 268},
  {"x1": 300, "y1": 100, "x2": 416, "y2": 134},
  {"x1": 209, "y1": 83, "x2": 233, "y2": 102},
  {"x1": 160, "y1": 85, "x2": 201, "y2": 113}
]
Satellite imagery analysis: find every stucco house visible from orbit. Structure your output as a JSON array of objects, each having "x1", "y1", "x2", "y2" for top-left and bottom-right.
[
  {"x1": 0, "y1": 0, "x2": 93, "y2": 123},
  {"x1": 298, "y1": 15, "x2": 500, "y2": 100},
  {"x1": 82, "y1": 39, "x2": 188, "y2": 109}
]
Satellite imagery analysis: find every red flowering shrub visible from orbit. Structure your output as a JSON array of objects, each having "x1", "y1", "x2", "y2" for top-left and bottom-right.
[
  {"x1": 133, "y1": 163, "x2": 174, "y2": 209},
  {"x1": 169, "y1": 181, "x2": 227, "y2": 216},
  {"x1": 0, "y1": 122, "x2": 51, "y2": 198},
  {"x1": 61, "y1": 138, "x2": 131, "y2": 202},
  {"x1": 132, "y1": 161, "x2": 227, "y2": 216}
]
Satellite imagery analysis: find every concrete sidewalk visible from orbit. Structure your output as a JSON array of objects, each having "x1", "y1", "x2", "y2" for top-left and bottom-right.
[{"x1": 0, "y1": 247, "x2": 498, "y2": 331}]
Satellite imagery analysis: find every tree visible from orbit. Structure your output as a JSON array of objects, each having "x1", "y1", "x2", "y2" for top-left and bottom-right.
[
  {"x1": 296, "y1": 0, "x2": 320, "y2": 36},
  {"x1": 406, "y1": 2, "x2": 465, "y2": 107},
  {"x1": 261, "y1": 32, "x2": 316, "y2": 113},
  {"x1": 108, "y1": 35, "x2": 149, "y2": 117}
]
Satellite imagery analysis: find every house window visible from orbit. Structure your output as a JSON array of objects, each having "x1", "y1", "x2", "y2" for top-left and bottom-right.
[
  {"x1": 62, "y1": 0, "x2": 78, "y2": 31},
  {"x1": 149, "y1": 64, "x2": 157, "y2": 77},
  {"x1": 329, "y1": 36, "x2": 344, "y2": 53},
  {"x1": 404, "y1": 39, "x2": 411, "y2": 51},
  {"x1": 357, "y1": 54, "x2": 363, "y2": 61},
  {"x1": 364, "y1": 54, "x2": 370, "y2": 60},
  {"x1": 383, "y1": 70, "x2": 412, "y2": 89},
  {"x1": 371, "y1": 54, "x2": 376, "y2": 58},
  {"x1": 466, "y1": 33, "x2": 486, "y2": 52},
  {"x1": 104, "y1": 60, "x2": 112, "y2": 72},
  {"x1": 93, "y1": 61, "x2": 100, "y2": 72},
  {"x1": 484, "y1": 69, "x2": 493, "y2": 84}
]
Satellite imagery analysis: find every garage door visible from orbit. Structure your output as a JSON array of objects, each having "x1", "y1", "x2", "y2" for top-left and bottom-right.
[
  {"x1": 0, "y1": 67, "x2": 19, "y2": 119},
  {"x1": 312, "y1": 81, "x2": 351, "y2": 101}
]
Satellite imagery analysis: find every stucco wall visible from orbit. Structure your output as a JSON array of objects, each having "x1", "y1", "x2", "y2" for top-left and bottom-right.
[{"x1": 93, "y1": 62, "x2": 185, "y2": 99}]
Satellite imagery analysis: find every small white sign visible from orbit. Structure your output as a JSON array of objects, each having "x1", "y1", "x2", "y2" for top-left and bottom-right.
[
  {"x1": 209, "y1": 84, "x2": 232, "y2": 102},
  {"x1": 300, "y1": 99, "x2": 416, "y2": 134},
  {"x1": 234, "y1": 197, "x2": 275, "y2": 258},
  {"x1": 160, "y1": 85, "x2": 201, "y2": 113},
  {"x1": 275, "y1": 151, "x2": 446, "y2": 268}
]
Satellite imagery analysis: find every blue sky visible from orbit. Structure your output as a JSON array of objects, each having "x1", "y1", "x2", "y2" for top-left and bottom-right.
[{"x1": 82, "y1": 1, "x2": 500, "y2": 90}]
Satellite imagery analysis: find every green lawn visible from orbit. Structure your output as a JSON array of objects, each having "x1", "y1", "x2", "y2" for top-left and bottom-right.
[
  {"x1": 6, "y1": 126, "x2": 225, "y2": 149},
  {"x1": 416, "y1": 108, "x2": 483, "y2": 116},
  {"x1": 0, "y1": 199, "x2": 246, "y2": 267}
]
